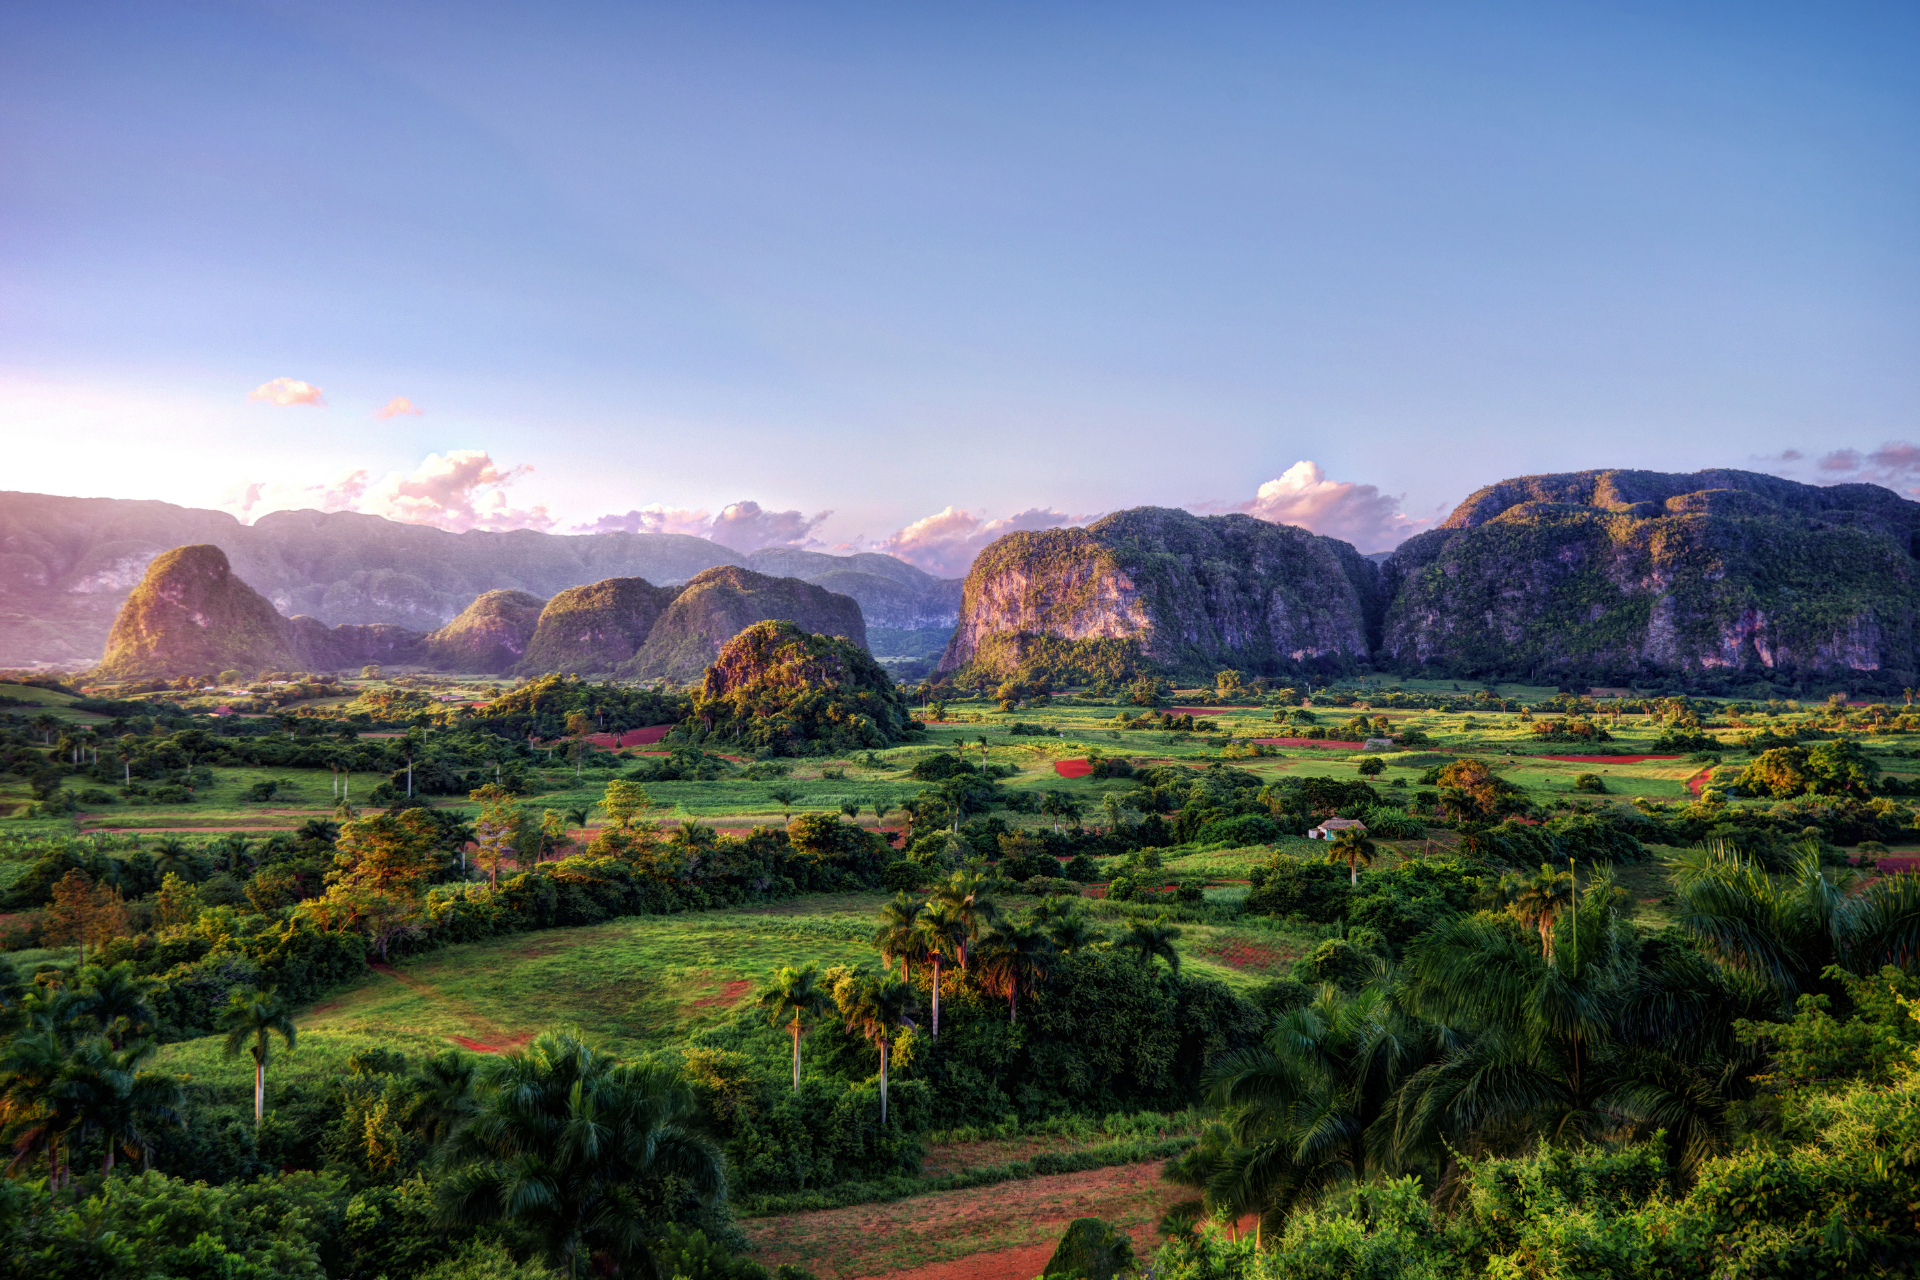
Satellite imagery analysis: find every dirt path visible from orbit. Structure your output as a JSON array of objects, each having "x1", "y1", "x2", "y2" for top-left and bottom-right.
[
  {"x1": 367, "y1": 963, "x2": 530, "y2": 1053},
  {"x1": 744, "y1": 1159, "x2": 1185, "y2": 1280}
]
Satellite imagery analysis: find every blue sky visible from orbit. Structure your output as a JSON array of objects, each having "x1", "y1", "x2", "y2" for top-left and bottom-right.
[{"x1": 3, "y1": 2, "x2": 1915, "y2": 568}]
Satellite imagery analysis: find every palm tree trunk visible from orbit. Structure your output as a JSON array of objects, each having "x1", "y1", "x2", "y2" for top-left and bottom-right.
[
  {"x1": 255, "y1": 1059, "x2": 265, "y2": 1124},
  {"x1": 103, "y1": 1146, "x2": 114, "y2": 1174},
  {"x1": 931, "y1": 958, "x2": 941, "y2": 1036},
  {"x1": 791, "y1": 1020, "x2": 802, "y2": 1091},
  {"x1": 880, "y1": 1041, "x2": 889, "y2": 1124}
]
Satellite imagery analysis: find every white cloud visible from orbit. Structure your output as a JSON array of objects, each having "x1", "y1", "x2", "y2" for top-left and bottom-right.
[
  {"x1": 709, "y1": 501, "x2": 831, "y2": 552},
  {"x1": 569, "y1": 500, "x2": 828, "y2": 550},
  {"x1": 248, "y1": 377, "x2": 326, "y2": 407},
  {"x1": 875, "y1": 506, "x2": 1091, "y2": 577},
  {"x1": 572, "y1": 504, "x2": 715, "y2": 538},
  {"x1": 1227, "y1": 460, "x2": 1428, "y2": 552},
  {"x1": 373, "y1": 396, "x2": 422, "y2": 419},
  {"x1": 224, "y1": 450, "x2": 553, "y2": 532},
  {"x1": 1792, "y1": 440, "x2": 1920, "y2": 497}
]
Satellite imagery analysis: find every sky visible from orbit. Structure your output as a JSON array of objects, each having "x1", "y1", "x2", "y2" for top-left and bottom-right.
[{"x1": 2, "y1": 1, "x2": 1916, "y2": 573}]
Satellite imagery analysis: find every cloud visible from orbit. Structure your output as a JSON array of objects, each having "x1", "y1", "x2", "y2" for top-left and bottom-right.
[
  {"x1": 875, "y1": 506, "x2": 1091, "y2": 577},
  {"x1": 248, "y1": 377, "x2": 326, "y2": 407},
  {"x1": 572, "y1": 505, "x2": 714, "y2": 538},
  {"x1": 223, "y1": 471, "x2": 371, "y2": 520},
  {"x1": 1750, "y1": 448, "x2": 1804, "y2": 463},
  {"x1": 568, "y1": 500, "x2": 829, "y2": 550},
  {"x1": 1779, "y1": 440, "x2": 1920, "y2": 495},
  {"x1": 373, "y1": 396, "x2": 422, "y2": 419},
  {"x1": 224, "y1": 450, "x2": 553, "y2": 532},
  {"x1": 709, "y1": 501, "x2": 831, "y2": 552},
  {"x1": 1226, "y1": 460, "x2": 1429, "y2": 552},
  {"x1": 358, "y1": 450, "x2": 553, "y2": 532}
]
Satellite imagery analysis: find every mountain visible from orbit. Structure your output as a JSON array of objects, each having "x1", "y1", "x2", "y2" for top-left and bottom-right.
[
  {"x1": 423, "y1": 590, "x2": 547, "y2": 673},
  {"x1": 93, "y1": 544, "x2": 431, "y2": 680},
  {"x1": 940, "y1": 507, "x2": 1379, "y2": 679},
  {"x1": 1378, "y1": 469, "x2": 1920, "y2": 684},
  {"x1": 0, "y1": 491, "x2": 949, "y2": 666},
  {"x1": 93, "y1": 545, "x2": 300, "y2": 680},
  {"x1": 624, "y1": 565, "x2": 868, "y2": 682},
  {"x1": 693, "y1": 620, "x2": 914, "y2": 755},
  {"x1": 515, "y1": 578, "x2": 682, "y2": 675},
  {"x1": 743, "y1": 548, "x2": 962, "y2": 628}
]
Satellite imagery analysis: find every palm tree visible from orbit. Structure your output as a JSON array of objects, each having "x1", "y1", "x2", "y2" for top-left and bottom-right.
[
  {"x1": 70, "y1": 963, "x2": 157, "y2": 1048},
  {"x1": 930, "y1": 869, "x2": 1000, "y2": 970},
  {"x1": 1323, "y1": 828, "x2": 1376, "y2": 886},
  {"x1": 56, "y1": 1036, "x2": 183, "y2": 1174},
  {"x1": 151, "y1": 837, "x2": 195, "y2": 882},
  {"x1": 1048, "y1": 913, "x2": 1102, "y2": 955},
  {"x1": 914, "y1": 902, "x2": 966, "y2": 1036},
  {"x1": 1504, "y1": 863, "x2": 1577, "y2": 964},
  {"x1": 756, "y1": 965, "x2": 833, "y2": 1092},
  {"x1": 1671, "y1": 842, "x2": 1920, "y2": 997},
  {"x1": 437, "y1": 1030, "x2": 725, "y2": 1280},
  {"x1": 839, "y1": 976, "x2": 917, "y2": 1125},
  {"x1": 219, "y1": 984, "x2": 297, "y2": 1127},
  {"x1": 563, "y1": 804, "x2": 591, "y2": 832},
  {"x1": 404, "y1": 1050, "x2": 477, "y2": 1148},
  {"x1": 976, "y1": 921, "x2": 1056, "y2": 1022},
  {"x1": 872, "y1": 893, "x2": 926, "y2": 984},
  {"x1": 0, "y1": 1028, "x2": 72, "y2": 1187},
  {"x1": 1117, "y1": 917, "x2": 1183, "y2": 972},
  {"x1": 768, "y1": 786, "x2": 800, "y2": 820}
]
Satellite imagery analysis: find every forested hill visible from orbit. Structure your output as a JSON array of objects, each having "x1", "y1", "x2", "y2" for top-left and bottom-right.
[
  {"x1": 0, "y1": 492, "x2": 961, "y2": 666},
  {"x1": 944, "y1": 470, "x2": 1920, "y2": 692}
]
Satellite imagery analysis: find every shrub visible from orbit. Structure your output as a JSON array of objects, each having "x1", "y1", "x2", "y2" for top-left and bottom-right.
[
  {"x1": 1191, "y1": 814, "x2": 1281, "y2": 847},
  {"x1": 1573, "y1": 773, "x2": 1609, "y2": 793}
]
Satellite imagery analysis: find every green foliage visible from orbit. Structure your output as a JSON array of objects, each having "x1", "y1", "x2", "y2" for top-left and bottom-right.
[
  {"x1": 692, "y1": 622, "x2": 913, "y2": 757},
  {"x1": 1042, "y1": 1216, "x2": 1137, "y2": 1280}
]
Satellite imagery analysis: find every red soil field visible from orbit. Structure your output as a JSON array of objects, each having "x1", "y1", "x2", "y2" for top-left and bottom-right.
[
  {"x1": 1249, "y1": 737, "x2": 1365, "y2": 750},
  {"x1": 1686, "y1": 766, "x2": 1713, "y2": 797},
  {"x1": 1542, "y1": 754, "x2": 1680, "y2": 764},
  {"x1": 1168, "y1": 708, "x2": 1233, "y2": 716},
  {"x1": 588, "y1": 726, "x2": 673, "y2": 749},
  {"x1": 1053, "y1": 759, "x2": 1093, "y2": 778}
]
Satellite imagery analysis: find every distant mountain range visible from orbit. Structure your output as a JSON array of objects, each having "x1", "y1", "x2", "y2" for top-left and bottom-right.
[{"x1": 0, "y1": 492, "x2": 961, "y2": 666}]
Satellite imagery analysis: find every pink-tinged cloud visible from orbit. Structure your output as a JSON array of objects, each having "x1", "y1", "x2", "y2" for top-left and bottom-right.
[
  {"x1": 1226, "y1": 460, "x2": 1428, "y2": 552},
  {"x1": 709, "y1": 501, "x2": 831, "y2": 552},
  {"x1": 875, "y1": 506, "x2": 1092, "y2": 577},
  {"x1": 573, "y1": 505, "x2": 715, "y2": 538},
  {"x1": 570, "y1": 500, "x2": 829, "y2": 550},
  {"x1": 360, "y1": 451, "x2": 553, "y2": 532},
  {"x1": 373, "y1": 396, "x2": 423, "y2": 419},
  {"x1": 248, "y1": 377, "x2": 326, "y2": 407},
  {"x1": 224, "y1": 450, "x2": 553, "y2": 532}
]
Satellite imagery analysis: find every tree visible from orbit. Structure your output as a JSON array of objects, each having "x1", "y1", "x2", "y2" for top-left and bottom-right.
[
  {"x1": 42, "y1": 871, "x2": 130, "y2": 956},
  {"x1": 56, "y1": 1036, "x2": 183, "y2": 1174},
  {"x1": 1502, "y1": 863, "x2": 1577, "y2": 964},
  {"x1": 769, "y1": 786, "x2": 800, "y2": 820},
  {"x1": 977, "y1": 921, "x2": 1056, "y2": 1022},
  {"x1": 1357, "y1": 757, "x2": 1386, "y2": 777},
  {"x1": 1215, "y1": 669, "x2": 1244, "y2": 698},
  {"x1": 219, "y1": 985, "x2": 296, "y2": 1127},
  {"x1": 1324, "y1": 828, "x2": 1377, "y2": 886},
  {"x1": 150, "y1": 837, "x2": 195, "y2": 883},
  {"x1": 930, "y1": 869, "x2": 1001, "y2": 970},
  {"x1": 331, "y1": 808, "x2": 445, "y2": 895},
  {"x1": 404, "y1": 1050, "x2": 478, "y2": 1148},
  {"x1": 470, "y1": 783, "x2": 523, "y2": 888},
  {"x1": 69, "y1": 963, "x2": 158, "y2": 1048},
  {"x1": 872, "y1": 892, "x2": 926, "y2": 983},
  {"x1": 153, "y1": 873, "x2": 202, "y2": 929},
  {"x1": 835, "y1": 974, "x2": 917, "y2": 1125},
  {"x1": 756, "y1": 965, "x2": 833, "y2": 1091},
  {"x1": 437, "y1": 1030, "x2": 725, "y2": 1280},
  {"x1": 914, "y1": 902, "x2": 966, "y2": 1037},
  {"x1": 598, "y1": 779, "x2": 650, "y2": 831},
  {"x1": 1117, "y1": 917, "x2": 1183, "y2": 972}
]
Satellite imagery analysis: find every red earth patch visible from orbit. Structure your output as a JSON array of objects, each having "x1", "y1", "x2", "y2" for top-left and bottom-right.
[
  {"x1": 1686, "y1": 766, "x2": 1714, "y2": 797},
  {"x1": 1211, "y1": 940, "x2": 1294, "y2": 971},
  {"x1": 691, "y1": 979, "x2": 752, "y2": 1009},
  {"x1": 1053, "y1": 758, "x2": 1093, "y2": 779},
  {"x1": 588, "y1": 726, "x2": 674, "y2": 749},
  {"x1": 1541, "y1": 754, "x2": 1681, "y2": 764}
]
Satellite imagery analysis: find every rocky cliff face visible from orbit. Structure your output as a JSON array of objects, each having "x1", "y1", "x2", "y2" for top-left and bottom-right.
[
  {"x1": 423, "y1": 590, "x2": 547, "y2": 673},
  {"x1": 941, "y1": 507, "x2": 1378, "y2": 678},
  {"x1": 1379, "y1": 469, "x2": 1920, "y2": 681},
  {"x1": 624, "y1": 566, "x2": 868, "y2": 683},
  {"x1": 94, "y1": 545, "x2": 300, "y2": 679},
  {"x1": 0, "y1": 491, "x2": 945, "y2": 666},
  {"x1": 514, "y1": 578, "x2": 682, "y2": 675}
]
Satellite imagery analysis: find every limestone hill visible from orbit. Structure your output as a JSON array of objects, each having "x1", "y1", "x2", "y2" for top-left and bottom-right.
[
  {"x1": 624, "y1": 566, "x2": 868, "y2": 683},
  {"x1": 692, "y1": 619, "x2": 913, "y2": 755},
  {"x1": 941, "y1": 506, "x2": 1377, "y2": 681},
  {"x1": 514, "y1": 578, "x2": 682, "y2": 675},
  {"x1": 424, "y1": 590, "x2": 547, "y2": 673},
  {"x1": 93, "y1": 545, "x2": 299, "y2": 680}
]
